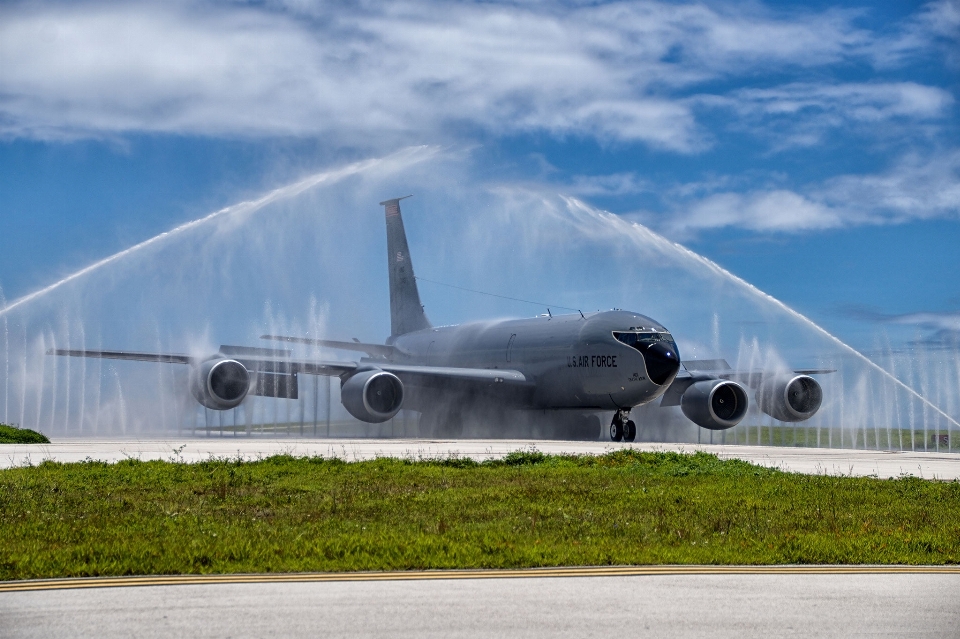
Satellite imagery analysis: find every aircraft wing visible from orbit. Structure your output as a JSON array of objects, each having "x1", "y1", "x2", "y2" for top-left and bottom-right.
[
  {"x1": 237, "y1": 358, "x2": 529, "y2": 389},
  {"x1": 49, "y1": 348, "x2": 529, "y2": 389},
  {"x1": 49, "y1": 349, "x2": 195, "y2": 364},
  {"x1": 379, "y1": 364, "x2": 528, "y2": 389},
  {"x1": 47, "y1": 348, "x2": 359, "y2": 375},
  {"x1": 230, "y1": 343, "x2": 530, "y2": 389}
]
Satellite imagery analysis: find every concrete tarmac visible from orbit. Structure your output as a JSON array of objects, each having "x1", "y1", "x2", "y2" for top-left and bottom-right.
[
  {"x1": 2, "y1": 437, "x2": 959, "y2": 479},
  {"x1": 2, "y1": 569, "x2": 958, "y2": 638}
]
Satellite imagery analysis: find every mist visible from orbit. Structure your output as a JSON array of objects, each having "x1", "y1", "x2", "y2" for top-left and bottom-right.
[{"x1": 1, "y1": 147, "x2": 957, "y2": 450}]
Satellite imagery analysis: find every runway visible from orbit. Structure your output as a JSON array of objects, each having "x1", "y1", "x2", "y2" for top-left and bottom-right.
[
  {"x1": 2, "y1": 437, "x2": 959, "y2": 479},
  {"x1": 2, "y1": 567, "x2": 958, "y2": 638}
]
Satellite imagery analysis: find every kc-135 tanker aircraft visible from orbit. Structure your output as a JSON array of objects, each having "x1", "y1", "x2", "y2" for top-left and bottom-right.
[{"x1": 53, "y1": 197, "x2": 830, "y2": 441}]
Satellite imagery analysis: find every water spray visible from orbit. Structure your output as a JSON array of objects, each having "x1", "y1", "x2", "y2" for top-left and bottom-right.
[
  {"x1": 0, "y1": 146, "x2": 437, "y2": 319},
  {"x1": 563, "y1": 198, "x2": 960, "y2": 432}
]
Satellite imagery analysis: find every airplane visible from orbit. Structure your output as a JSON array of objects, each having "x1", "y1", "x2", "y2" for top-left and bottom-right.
[{"x1": 52, "y1": 196, "x2": 830, "y2": 441}]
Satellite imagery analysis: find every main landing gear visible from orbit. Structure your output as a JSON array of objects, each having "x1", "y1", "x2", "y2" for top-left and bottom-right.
[{"x1": 609, "y1": 409, "x2": 636, "y2": 443}]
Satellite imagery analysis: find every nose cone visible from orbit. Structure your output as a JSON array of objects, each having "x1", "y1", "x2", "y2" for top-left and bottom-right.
[{"x1": 643, "y1": 341, "x2": 680, "y2": 386}]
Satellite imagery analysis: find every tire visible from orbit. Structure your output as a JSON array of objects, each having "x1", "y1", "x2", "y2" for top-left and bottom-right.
[
  {"x1": 624, "y1": 419, "x2": 637, "y2": 442},
  {"x1": 609, "y1": 420, "x2": 624, "y2": 442}
]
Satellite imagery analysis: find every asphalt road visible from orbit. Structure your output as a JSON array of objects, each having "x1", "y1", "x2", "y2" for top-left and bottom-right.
[
  {"x1": 3, "y1": 569, "x2": 958, "y2": 638},
  {"x1": 3, "y1": 438, "x2": 959, "y2": 479}
]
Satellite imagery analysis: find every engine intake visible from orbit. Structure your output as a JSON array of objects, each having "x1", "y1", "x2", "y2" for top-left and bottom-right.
[
  {"x1": 190, "y1": 358, "x2": 250, "y2": 410},
  {"x1": 680, "y1": 379, "x2": 748, "y2": 430},
  {"x1": 340, "y1": 369, "x2": 404, "y2": 423},
  {"x1": 756, "y1": 374, "x2": 822, "y2": 422}
]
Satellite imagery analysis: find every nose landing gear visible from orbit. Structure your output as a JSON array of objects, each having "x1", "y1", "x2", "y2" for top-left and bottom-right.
[{"x1": 609, "y1": 409, "x2": 636, "y2": 443}]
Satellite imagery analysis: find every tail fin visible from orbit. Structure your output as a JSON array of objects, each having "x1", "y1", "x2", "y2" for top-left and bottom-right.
[{"x1": 380, "y1": 196, "x2": 431, "y2": 337}]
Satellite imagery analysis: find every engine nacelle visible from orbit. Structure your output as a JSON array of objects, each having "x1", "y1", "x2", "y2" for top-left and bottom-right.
[
  {"x1": 680, "y1": 379, "x2": 748, "y2": 430},
  {"x1": 189, "y1": 358, "x2": 250, "y2": 410},
  {"x1": 340, "y1": 369, "x2": 404, "y2": 423},
  {"x1": 756, "y1": 374, "x2": 822, "y2": 422}
]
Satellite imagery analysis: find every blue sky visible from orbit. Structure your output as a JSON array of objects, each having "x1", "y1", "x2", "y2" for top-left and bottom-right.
[{"x1": 1, "y1": 0, "x2": 958, "y2": 352}]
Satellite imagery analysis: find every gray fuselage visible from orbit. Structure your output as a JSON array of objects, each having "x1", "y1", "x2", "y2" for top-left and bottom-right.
[{"x1": 384, "y1": 310, "x2": 681, "y2": 412}]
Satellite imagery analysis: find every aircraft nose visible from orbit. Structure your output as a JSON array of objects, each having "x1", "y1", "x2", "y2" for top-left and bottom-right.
[{"x1": 642, "y1": 341, "x2": 680, "y2": 386}]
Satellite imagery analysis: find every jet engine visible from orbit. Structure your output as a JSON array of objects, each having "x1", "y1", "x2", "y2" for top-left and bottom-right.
[
  {"x1": 755, "y1": 374, "x2": 822, "y2": 422},
  {"x1": 340, "y1": 369, "x2": 404, "y2": 423},
  {"x1": 190, "y1": 358, "x2": 250, "y2": 410},
  {"x1": 680, "y1": 379, "x2": 748, "y2": 430}
]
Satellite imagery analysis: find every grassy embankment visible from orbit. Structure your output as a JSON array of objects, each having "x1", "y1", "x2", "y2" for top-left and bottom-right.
[
  {"x1": 1, "y1": 450, "x2": 958, "y2": 581},
  {"x1": 0, "y1": 424, "x2": 50, "y2": 444}
]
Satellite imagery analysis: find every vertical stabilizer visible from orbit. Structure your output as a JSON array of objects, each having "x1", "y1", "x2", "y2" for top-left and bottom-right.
[{"x1": 380, "y1": 196, "x2": 431, "y2": 337}]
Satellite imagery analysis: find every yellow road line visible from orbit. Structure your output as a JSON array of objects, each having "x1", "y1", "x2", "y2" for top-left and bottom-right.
[{"x1": 2, "y1": 565, "x2": 959, "y2": 593}]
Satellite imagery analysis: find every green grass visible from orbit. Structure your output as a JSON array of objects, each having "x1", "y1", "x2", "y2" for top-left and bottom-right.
[
  {"x1": 1, "y1": 450, "x2": 958, "y2": 580},
  {"x1": 0, "y1": 424, "x2": 50, "y2": 444}
]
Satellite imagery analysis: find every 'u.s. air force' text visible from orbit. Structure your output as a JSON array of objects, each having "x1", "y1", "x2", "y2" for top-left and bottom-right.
[{"x1": 567, "y1": 355, "x2": 618, "y2": 368}]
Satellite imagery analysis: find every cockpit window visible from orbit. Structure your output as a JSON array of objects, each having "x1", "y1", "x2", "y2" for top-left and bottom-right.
[
  {"x1": 613, "y1": 330, "x2": 680, "y2": 385},
  {"x1": 614, "y1": 331, "x2": 673, "y2": 347}
]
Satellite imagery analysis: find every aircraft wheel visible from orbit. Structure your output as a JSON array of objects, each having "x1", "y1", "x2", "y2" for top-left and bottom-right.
[
  {"x1": 609, "y1": 420, "x2": 624, "y2": 442},
  {"x1": 624, "y1": 419, "x2": 637, "y2": 442}
]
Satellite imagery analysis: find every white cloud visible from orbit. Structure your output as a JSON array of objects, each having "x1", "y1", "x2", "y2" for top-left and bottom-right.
[
  {"x1": 696, "y1": 82, "x2": 953, "y2": 149},
  {"x1": 654, "y1": 150, "x2": 960, "y2": 234},
  {"x1": 923, "y1": 0, "x2": 960, "y2": 39},
  {"x1": 0, "y1": 1, "x2": 943, "y2": 148},
  {"x1": 565, "y1": 172, "x2": 653, "y2": 197},
  {"x1": 713, "y1": 82, "x2": 952, "y2": 122},
  {"x1": 673, "y1": 189, "x2": 842, "y2": 233},
  {"x1": 888, "y1": 312, "x2": 960, "y2": 331},
  {"x1": 823, "y1": 150, "x2": 960, "y2": 223},
  {"x1": 867, "y1": 0, "x2": 960, "y2": 67}
]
